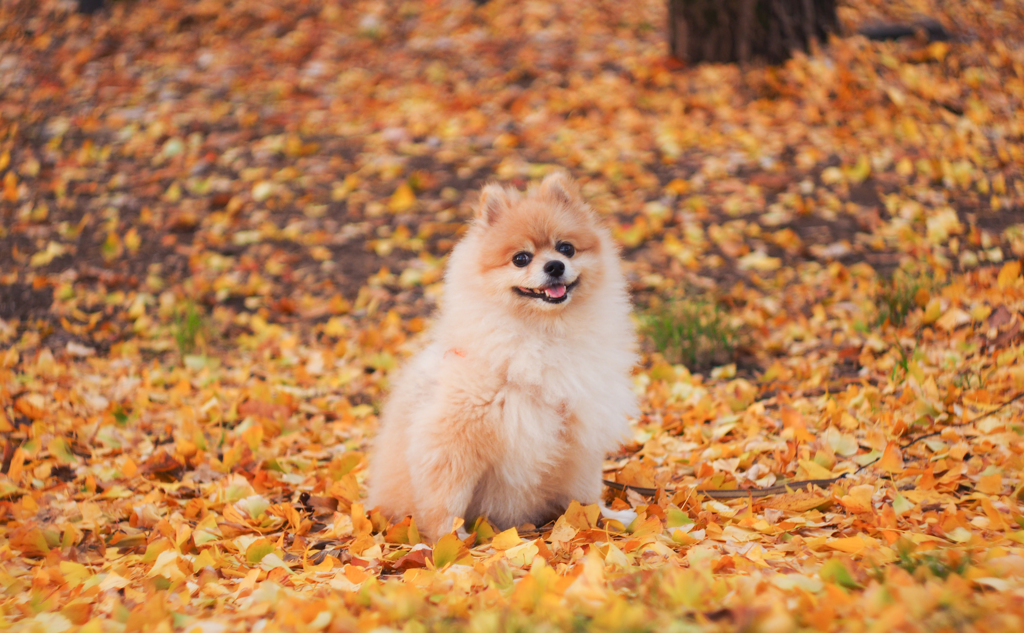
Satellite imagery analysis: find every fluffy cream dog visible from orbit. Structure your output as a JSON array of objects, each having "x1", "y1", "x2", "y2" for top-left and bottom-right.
[{"x1": 367, "y1": 173, "x2": 637, "y2": 541}]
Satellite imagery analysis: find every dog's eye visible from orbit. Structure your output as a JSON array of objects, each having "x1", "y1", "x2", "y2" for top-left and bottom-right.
[
  {"x1": 512, "y1": 252, "x2": 533, "y2": 267},
  {"x1": 555, "y1": 242, "x2": 575, "y2": 258}
]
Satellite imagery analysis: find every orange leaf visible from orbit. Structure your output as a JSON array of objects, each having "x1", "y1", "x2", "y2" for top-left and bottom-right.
[
  {"x1": 491, "y1": 527, "x2": 522, "y2": 551},
  {"x1": 385, "y1": 516, "x2": 421, "y2": 545},
  {"x1": 351, "y1": 502, "x2": 372, "y2": 538},
  {"x1": 141, "y1": 451, "x2": 184, "y2": 482},
  {"x1": 6, "y1": 448, "x2": 25, "y2": 483},
  {"x1": 562, "y1": 501, "x2": 600, "y2": 530},
  {"x1": 877, "y1": 442, "x2": 904, "y2": 473},
  {"x1": 60, "y1": 602, "x2": 91, "y2": 625},
  {"x1": 3, "y1": 171, "x2": 18, "y2": 202},
  {"x1": 918, "y1": 466, "x2": 937, "y2": 490},
  {"x1": 979, "y1": 497, "x2": 1008, "y2": 530},
  {"x1": 976, "y1": 473, "x2": 1003, "y2": 496},
  {"x1": 388, "y1": 182, "x2": 416, "y2": 213},
  {"x1": 14, "y1": 394, "x2": 45, "y2": 420},
  {"x1": 762, "y1": 492, "x2": 833, "y2": 513},
  {"x1": 781, "y1": 407, "x2": 816, "y2": 443},
  {"x1": 997, "y1": 261, "x2": 1021, "y2": 289},
  {"x1": 238, "y1": 399, "x2": 292, "y2": 421},
  {"x1": 9, "y1": 525, "x2": 55, "y2": 557},
  {"x1": 237, "y1": 568, "x2": 260, "y2": 597},
  {"x1": 343, "y1": 564, "x2": 369, "y2": 584},
  {"x1": 826, "y1": 536, "x2": 867, "y2": 554},
  {"x1": 839, "y1": 485, "x2": 875, "y2": 514}
]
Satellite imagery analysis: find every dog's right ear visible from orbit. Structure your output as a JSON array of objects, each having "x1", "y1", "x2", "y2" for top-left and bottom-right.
[{"x1": 477, "y1": 184, "x2": 510, "y2": 225}]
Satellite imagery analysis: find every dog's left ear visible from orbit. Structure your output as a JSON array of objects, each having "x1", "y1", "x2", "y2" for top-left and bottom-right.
[{"x1": 539, "y1": 172, "x2": 581, "y2": 206}]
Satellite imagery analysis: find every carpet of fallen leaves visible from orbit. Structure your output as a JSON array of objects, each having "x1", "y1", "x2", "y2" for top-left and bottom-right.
[{"x1": 3, "y1": 0, "x2": 1024, "y2": 631}]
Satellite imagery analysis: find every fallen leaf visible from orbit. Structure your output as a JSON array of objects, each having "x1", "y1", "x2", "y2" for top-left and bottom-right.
[
  {"x1": 431, "y1": 533, "x2": 471, "y2": 570},
  {"x1": 877, "y1": 442, "x2": 904, "y2": 473}
]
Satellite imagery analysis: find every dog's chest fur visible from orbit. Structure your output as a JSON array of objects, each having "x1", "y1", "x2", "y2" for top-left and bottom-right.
[{"x1": 461, "y1": 335, "x2": 615, "y2": 520}]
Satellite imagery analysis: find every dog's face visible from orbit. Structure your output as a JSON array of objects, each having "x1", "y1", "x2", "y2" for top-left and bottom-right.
[{"x1": 462, "y1": 173, "x2": 606, "y2": 315}]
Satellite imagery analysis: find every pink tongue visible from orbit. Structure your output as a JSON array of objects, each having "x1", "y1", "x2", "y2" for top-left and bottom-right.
[{"x1": 545, "y1": 285, "x2": 566, "y2": 298}]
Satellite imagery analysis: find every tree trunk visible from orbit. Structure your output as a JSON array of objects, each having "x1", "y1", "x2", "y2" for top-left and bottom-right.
[
  {"x1": 668, "y1": 0, "x2": 838, "y2": 65},
  {"x1": 78, "y1": 0, "x2": 104, "y2": 14}
]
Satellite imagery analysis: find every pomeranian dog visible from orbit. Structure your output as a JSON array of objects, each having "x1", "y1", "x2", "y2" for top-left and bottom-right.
[{"x1": 367, "y1": 172, "x2": 637, "y2": 541}]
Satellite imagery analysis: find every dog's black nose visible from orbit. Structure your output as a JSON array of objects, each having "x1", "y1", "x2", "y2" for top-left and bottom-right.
[{"x1": 544, "y1": 260, "x2": 565, "y2": 277}]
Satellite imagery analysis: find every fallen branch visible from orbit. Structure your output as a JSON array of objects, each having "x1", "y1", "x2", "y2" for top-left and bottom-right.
[{"x1": 607, "y1": 390, "x2": 1024, "y2": 499}]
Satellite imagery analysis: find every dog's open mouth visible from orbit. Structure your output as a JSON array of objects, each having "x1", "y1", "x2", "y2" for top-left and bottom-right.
[{"x1": 514, "y1": 279, "x2": 579, "y2": 304}]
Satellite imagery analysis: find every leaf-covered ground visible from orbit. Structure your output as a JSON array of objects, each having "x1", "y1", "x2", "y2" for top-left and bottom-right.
[{"x1": 3, "y1": 0, "x2": 1024, "y2": 631}]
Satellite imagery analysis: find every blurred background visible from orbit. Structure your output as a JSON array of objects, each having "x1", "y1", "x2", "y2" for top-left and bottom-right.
[{"x1": 0, "y1": 0, "x2": 1022, "y2": 373}]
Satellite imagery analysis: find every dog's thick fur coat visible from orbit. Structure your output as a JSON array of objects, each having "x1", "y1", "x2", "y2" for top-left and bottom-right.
[{"x1": 367, "y1": 173, "x2": 637, "y2": 540}]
